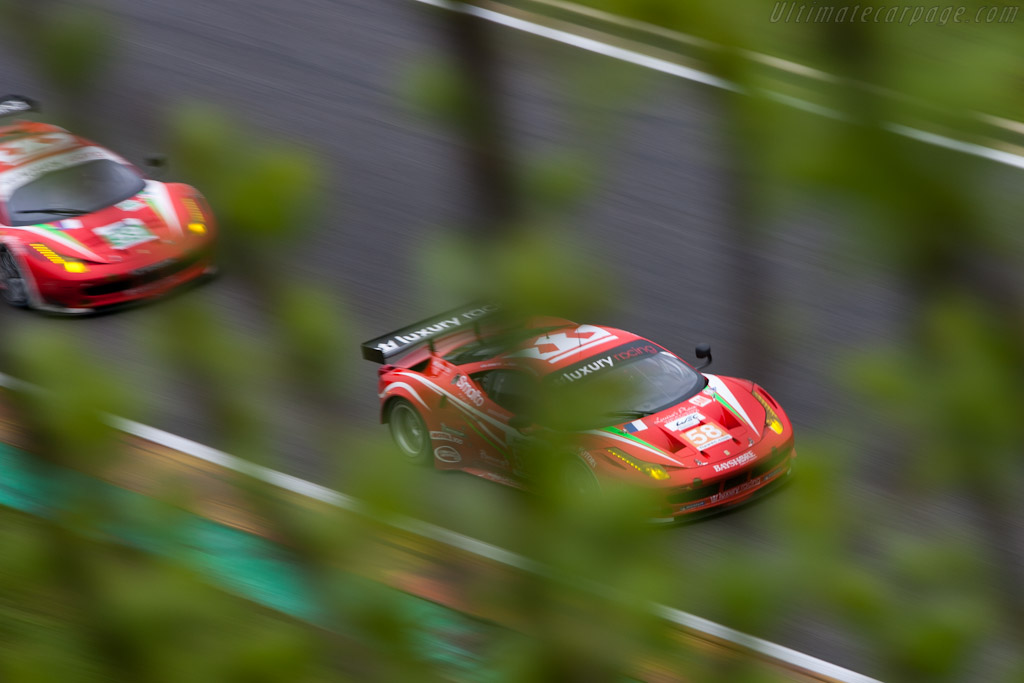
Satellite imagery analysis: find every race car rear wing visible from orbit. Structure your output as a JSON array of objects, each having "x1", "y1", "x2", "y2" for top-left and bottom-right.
[
  {"x1": 0, "y1": 95, "x2": 39, "y2": 119},
  {"x1": 361, "y1": 302, "x2": 502, "y2": 364}
]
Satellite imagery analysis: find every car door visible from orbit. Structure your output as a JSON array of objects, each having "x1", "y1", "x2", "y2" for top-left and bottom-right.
[{"x1": 473, "y1": 369, "x2": 545, "y2": 481}]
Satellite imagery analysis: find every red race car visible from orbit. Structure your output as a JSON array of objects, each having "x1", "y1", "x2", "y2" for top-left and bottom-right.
[
  {"x1": 0, "y1": 95, "x2": 215, "y2": 313},
  {"x1": 362, "y1": 304, "x2": 796, "y2": 521}
]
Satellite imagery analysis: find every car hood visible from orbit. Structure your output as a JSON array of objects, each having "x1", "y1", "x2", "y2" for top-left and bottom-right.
[
  {"x1": 596, "y1": 374, "x2": 767, "y2": 469},
  {"x1": 20, "y1": 183, "x2": 188, "y2": 264}
]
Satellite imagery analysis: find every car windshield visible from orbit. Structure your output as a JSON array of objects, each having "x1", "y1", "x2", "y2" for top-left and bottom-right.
[
  {"x1": 7, "y1": 159, "x2": 145, "y2": 226},
  {"x1": 543, "y1": 347, "x2": 706, "y2": 431}
]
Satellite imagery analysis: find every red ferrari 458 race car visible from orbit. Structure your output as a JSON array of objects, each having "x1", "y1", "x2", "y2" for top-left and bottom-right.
[
  {"x1": 362, "y1": 304, "x2": 796, "y2": 521},
  {"x1": 0, "y1": 95, "x2": 215, "y2": 313}
]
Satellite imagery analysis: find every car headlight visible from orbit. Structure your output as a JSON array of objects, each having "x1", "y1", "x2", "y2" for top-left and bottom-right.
[
  {"x1": 182, "y1": 196, "x2": 208, "y2": 234},
  {"x1": 29, "y1": 243, "x2": 89, "y2": 273},
  {"x1": 753, "y1": 389, "x2": 784, "y2": 435},
  {"x1": 606, "y1": 447, "x2": 670, "y2": 481}
]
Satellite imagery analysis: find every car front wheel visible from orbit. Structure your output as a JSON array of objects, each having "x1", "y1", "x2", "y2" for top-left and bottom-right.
[{"x1": 0, "y1": 248, "x2": 30, "y2": 308}]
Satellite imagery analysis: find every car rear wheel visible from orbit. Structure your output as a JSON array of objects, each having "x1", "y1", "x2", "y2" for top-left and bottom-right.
[
  {"x1": 386, "y1": 398, "x2": 431, "y2": 465},
  {"x1": 0, "y1": 248, "x2": 29, "y2": 308}
]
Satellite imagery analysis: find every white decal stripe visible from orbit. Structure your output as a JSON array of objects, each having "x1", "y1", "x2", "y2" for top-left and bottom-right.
[
  {"x1": 396, "y1": 372, "x2": 518, "y2": 440},
  {"x1": 143, "y1": 180, "x2": 183, "y2": 237},
  {"x1": 379, "y1": 382, "x2": 431, "y2": 411},
  {"x1": 476, "y1": 420, "x2": 505, "y2": 446},
  {"x1": 0, "y1": 367, "x2": 881, "y2": 683},
  {"x1": 3, "y1": 225, "x2": 102, "y2": 261},
  {"x1": 547, "y1": 334, "x2": 619, "y2": 363},
  {"x1": 704, "y1": 374, "x2": 758, "y2": 433},
  {"x1": 583, "y1": 429, "x2": 683, "y2": 466}
]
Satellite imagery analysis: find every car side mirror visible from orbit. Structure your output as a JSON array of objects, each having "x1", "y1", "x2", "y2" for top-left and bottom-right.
[
  {"x1": 694, "y1": 343, "x2": 712, "y2": 370},
  {"x1": 509, "y1": 415, "x2": 533, "y2": 431}
]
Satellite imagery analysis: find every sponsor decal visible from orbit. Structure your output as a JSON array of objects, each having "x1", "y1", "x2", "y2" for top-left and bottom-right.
[
  {"x1": 711, "y1": 450, "x2": 757, "y2": 473},
  {"x1": 680, "y1": 500, "x2": 707, "y2": 511},
  {"x1": 513, "y1": 324, "x2": 617, "y2": 364},
  {"x1": 554, "y1": 355, "x2": 613, "y2": 384},
  {"x1": 664, "y1": 412, "x2": 704, "y2": 432},
  {"x1": 440, "y1": 423, "x2": 466, "y2": 438},
  {"x1": 476, "y1": 471, "x2": 522, "y2": 487},
  {"x1": 578, "y1": 449, "x2": 598, "y2": 469},
  {"x1": 709, "y1": 463, "x2": 788, "y2": 504},
  {"x1": 550, "y1": 340, "x2": 662, "y2": 386},
  {"x1": 93, "y1": 218, "x2": 157, "y2": 250},
  {"x1": 688, "y1": 394, "x2": 712, "y2": 407},
  {"x1": 680, "y1": 421, "x2": 731, "y2": 451},
  {"x1": 58, "y1": 219, "x2": 83, "y2": 231},
  {"x1": 434, "y1": 445, "x2": 461, "y2": 463},
  {"x1": 612, "y1": 343, "x2": 660, "y2": 362},
  {"x1": 430, "y1": 431, "x2": 464, "y2": 445},
  {"x1": 372, "y1": 304, "x2": 499, "y2": 357},
  {"x1": 453, "y1": 374, "x2": 484, "y2": 407}
]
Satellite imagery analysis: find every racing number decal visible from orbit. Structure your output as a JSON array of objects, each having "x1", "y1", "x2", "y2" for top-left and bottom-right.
[
  {"x1": 681, "y1": 422, "x2": 731, "y2": 451},
  {"x1": 513, "y1": 325, "x2": 617, "y2": 364},
  {"x1": 93, "y1": 219, "x2": 157, "y2": 250}
]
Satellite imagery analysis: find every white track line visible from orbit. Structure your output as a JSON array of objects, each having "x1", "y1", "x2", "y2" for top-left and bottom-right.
[
  {"x1": 413, "y1": 0, "x2": 1024, "y2": 172},
  {"x1": 0, "y1": 370, "x2": 879, "y2": 682}
]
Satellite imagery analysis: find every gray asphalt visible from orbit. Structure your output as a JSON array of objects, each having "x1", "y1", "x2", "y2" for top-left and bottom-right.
[{"x1": 2, "y1": 0, "x2": 1022, "y2": 678}]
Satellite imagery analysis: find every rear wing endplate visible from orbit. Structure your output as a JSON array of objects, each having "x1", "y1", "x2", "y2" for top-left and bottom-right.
[
  {"x1": 361, "y1": 302, "x2": 501, "y2": 364},
  {"x1": 0, "y1": 95, "x2": 39, "y2": 119}
]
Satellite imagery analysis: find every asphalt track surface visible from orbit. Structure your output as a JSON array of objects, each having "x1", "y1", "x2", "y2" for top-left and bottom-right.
[{"x1": 2, "y1": 0, "x2": 1023, "y2": 678}]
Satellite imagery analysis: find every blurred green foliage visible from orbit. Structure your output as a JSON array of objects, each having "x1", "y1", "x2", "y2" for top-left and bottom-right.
[{"x1": 0, "y1": 0, "x2": 1022, "y2": 681}]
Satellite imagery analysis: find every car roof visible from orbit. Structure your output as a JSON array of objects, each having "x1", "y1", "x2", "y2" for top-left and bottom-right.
[
  {"x1": 450, "y1": 321, "x2": 654, "y2": 379},
  {"x1": 0, "y1": 121, "x2": 89, "y2": 174}
]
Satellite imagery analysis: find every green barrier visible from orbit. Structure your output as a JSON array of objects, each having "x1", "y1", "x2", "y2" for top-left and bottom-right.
[{"x1": 0, "y1": 442, "x2": 497, "y2": 678}]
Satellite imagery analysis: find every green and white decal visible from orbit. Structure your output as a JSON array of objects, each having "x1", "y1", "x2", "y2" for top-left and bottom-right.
[
  {"x1": 704, "y1": 374, "x2": 758, "y2": 433},
  {"x1": 94, "y1": 218, "x2": 157, "y2": 250}
]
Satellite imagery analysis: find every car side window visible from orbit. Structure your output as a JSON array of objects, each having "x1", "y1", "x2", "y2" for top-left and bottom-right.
[{"x1": 476, "y1": 370, "x2": 536, "y2": 414}]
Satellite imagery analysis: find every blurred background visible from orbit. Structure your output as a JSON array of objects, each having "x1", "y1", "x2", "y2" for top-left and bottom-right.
[{"x1": 1, "y1": 0, "x2": 1023, "y2": 680}]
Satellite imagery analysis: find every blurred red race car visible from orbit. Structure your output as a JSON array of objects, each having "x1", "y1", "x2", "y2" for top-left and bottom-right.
[
  {"x1": 0, "y1": 95, "x2": 215, "y2": 313},
  {"x1": 362, "y1": 304, "x2": 796, "y2": 521}
]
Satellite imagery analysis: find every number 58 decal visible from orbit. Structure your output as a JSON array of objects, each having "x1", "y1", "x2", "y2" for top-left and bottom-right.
[{"x1": 681, "y1": 421, "x2": 731, "y2": 451}]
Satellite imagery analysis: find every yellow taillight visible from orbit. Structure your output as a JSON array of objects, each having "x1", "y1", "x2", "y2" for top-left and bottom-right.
[
  {"x1": 63, "y1": 262, "x2": 87, "y2": 273},
  {"x1": 187, "y1": 222, "x2": 207, "y2": 234}
]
